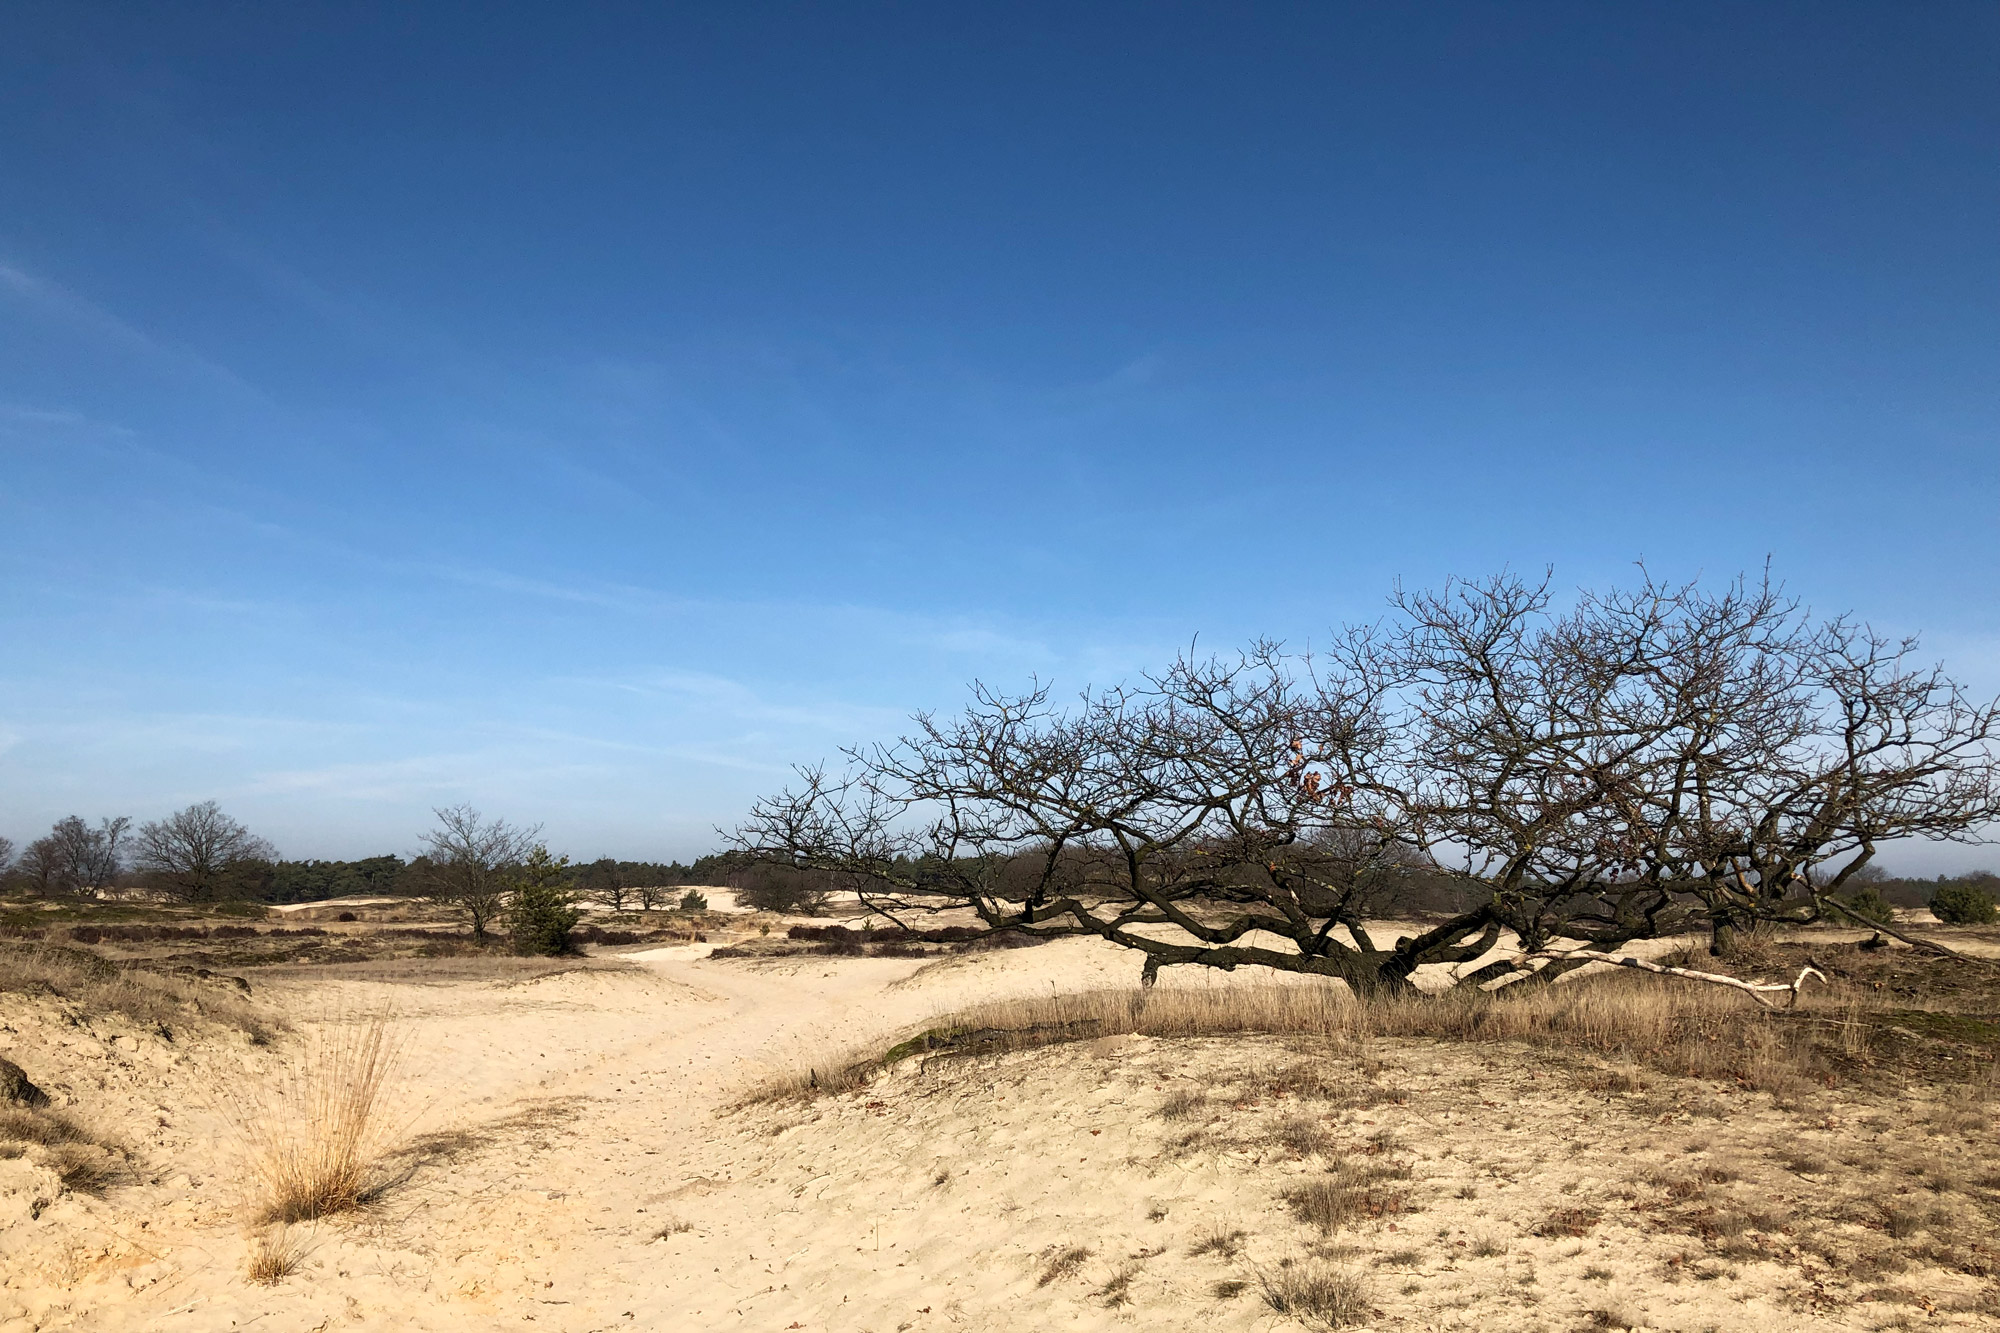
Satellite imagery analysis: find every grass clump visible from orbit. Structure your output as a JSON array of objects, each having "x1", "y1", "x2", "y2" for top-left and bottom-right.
[
  {"x1": 1258, "y1": 1259, "x2": 1371, "y2": 1328},
  {"x1": 232, "y1": 1010, "x2": 407, "y2": 1223},
  {"x1": 0, "y1": 1105, "x2": 123, "y2": 1196},
  {"x1": 1283, "y1": 1159, "x2": 1410, "y2": 1232},
  {"x1": 1189, "y1": 1224, "x2": 1246, "y2": 1258},
  {"x1": 246, "y1": 1225, "x2": 310, "y2": 1284},
  {"x1": 1037, "y1": 1244, "x2": 1092, "y2": 1286},
  {"x1": 1535, "y1": 1205, "x2": 1603, "y2": 1237}
]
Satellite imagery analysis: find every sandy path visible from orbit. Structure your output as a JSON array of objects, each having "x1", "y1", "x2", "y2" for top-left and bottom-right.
[{"x1": 63, "y1": 940, "x2": 1152, "y2": 1332}]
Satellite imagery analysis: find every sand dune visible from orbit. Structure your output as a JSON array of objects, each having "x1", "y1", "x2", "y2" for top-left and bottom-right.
[{"x1": 2, "y1": 929, "x2": 1995, "y2": 1331}]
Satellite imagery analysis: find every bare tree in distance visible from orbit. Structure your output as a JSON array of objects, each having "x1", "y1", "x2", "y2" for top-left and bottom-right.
[
  {"x1": 13, "y1": 816, "x2": 132, "y2": 897},
  {"x1": 15, "y1": 837, "x2": 61, "y2": 896},
  {"x1": 581, "y1": 858, "x2": 630, "y2": 912},
  {"x1": 419, "y1": 806, "x2": 540, "y2": 943},
  {"x1": 735, "y1": 570, "x2": 2000, "y2": 994},
  {"x1": 67, "y1": 815, "x2": 132, "y2": 894},
  {"x1": 135, "y1": 802, "x2": 274, "y2": 901}
]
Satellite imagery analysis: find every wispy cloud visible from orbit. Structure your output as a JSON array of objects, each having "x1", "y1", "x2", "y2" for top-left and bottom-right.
[{"x1": 0, "y1": 260, "x2": 266, "y2": 403}]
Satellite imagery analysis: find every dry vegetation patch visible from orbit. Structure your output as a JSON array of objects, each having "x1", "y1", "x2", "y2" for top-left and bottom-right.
[
  {"x1": 0, "y1": 941, "x2": 274, "y2": 1040},
  {"x1": 728, "y1": 944, "x2": 2000, "y2": 1328},
  {"x1": 222, "y1": 1009, "x2": 409, "y2": 1223}
]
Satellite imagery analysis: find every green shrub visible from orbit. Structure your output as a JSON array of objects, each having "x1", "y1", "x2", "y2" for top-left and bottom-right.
[
  {"x1": 508, "y1": 847, "x2": 580, "y2": 956},
  {"x1": 1931, "y1": 884, "x2": 1998, "y2": 926},
  {"x1": 679, "y1": 888, "x2": 708, "y2": 912},
  {"x1": 1840, "y1": 886, "x2": 1895, "y2": 925}
]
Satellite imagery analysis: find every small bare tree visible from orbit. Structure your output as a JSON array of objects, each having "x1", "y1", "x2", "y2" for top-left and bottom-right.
[
  {"x1": 135, "y1": 803, "x2": 273, "y2": 901},
  {"x1": 419, "y1": 806, "x2": 539, "y2": 942},
  {"x1": 581, "y1": 858, "x2": 630, "y2": 913},
  {"x1": 736, "y1": 570, "x2": 2000, "y2": 993}
]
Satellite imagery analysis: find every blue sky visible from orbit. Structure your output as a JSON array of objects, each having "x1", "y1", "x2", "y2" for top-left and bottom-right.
[{"x1": 3, "y1": 2, "x2": 1996, "y2": 868}]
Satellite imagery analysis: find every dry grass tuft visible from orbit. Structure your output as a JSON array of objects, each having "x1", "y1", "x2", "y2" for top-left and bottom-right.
[
  {"x1": 245, "y1": 1225, "x2": 310, "y2": 1284},
  {"x1": 0, "y1": 1105, "x2": 124, "y2": 1195},
  {"x1": 1277, "y1": 1115, "x2": 1336, "y2": 1158},
  {"x1": 1037, "y1": 1244, "x2": 1093, "y2": 1286},
  {"x1": 651, "y1": 1214, "x2": 696, "y2": 1240},
  {"x1": 1258, "y1": 1258, "x2": 1371, "y2": 1328},
  {"x1": 1156, "y1": 1087, "x2": 1208, "y2": 1120},
  {"x1": 228, "y1": 1009, "x2": 408, "y2": 1223},
  {"x1": 1535, "y1": 1205, "x2": 1603, "y2": 1238},
  {"x1": 1189, "y1": 1224, "x2": 1246, "y2": 1258},
  {"x1": 1283, "y1": 1159, "x2": 1410, "y2": 1232},
  {"x1": 43, "y1": 1140, "x2": 121, "y2": 1195},
  {"x1": 1095, "y1": 1262, "x2": 1141, "y2": 1306},
  {"x1": 0, "y1": 1106, "x2": 91, "y2": 1146}
]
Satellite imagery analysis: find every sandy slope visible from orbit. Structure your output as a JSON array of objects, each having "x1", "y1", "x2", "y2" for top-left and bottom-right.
[{"x1": 2, "y1": 936, "x2": 1994, "y2": 1332}]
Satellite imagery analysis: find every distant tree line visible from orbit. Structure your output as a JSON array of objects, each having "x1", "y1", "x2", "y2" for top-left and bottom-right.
[{"x1": 1, "y1": 802, "x2": 740, "y2": 908}]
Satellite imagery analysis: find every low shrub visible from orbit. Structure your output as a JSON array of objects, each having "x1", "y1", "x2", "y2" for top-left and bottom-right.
[
  {"x1": 1932, "y1": 884, "x2": 1998, "y2": 926},
  {"x1": 1840, "y1": 887, "x2": 1896, "y2": 925}
]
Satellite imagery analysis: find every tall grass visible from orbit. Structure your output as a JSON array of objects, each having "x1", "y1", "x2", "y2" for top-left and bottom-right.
[
  {"x1": 747, "y1": 967, "x2": 1888, "y2": 1103},
  {"x1": 230, "y1": 1010, "x2": 408, "y2": 1223}
]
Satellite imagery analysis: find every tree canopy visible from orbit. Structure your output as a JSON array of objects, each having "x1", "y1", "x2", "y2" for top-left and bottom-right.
[{"x1": 735, "y1": 571, "x2": 2000, "y2": 993}]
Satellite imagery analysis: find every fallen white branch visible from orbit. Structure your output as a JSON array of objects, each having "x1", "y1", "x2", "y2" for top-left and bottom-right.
[{"x1": 1511, "y1": 950, "x2": 1830, "y2": 1009}]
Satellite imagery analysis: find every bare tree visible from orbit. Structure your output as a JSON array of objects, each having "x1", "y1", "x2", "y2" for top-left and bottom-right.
[
  {"x1": 735, "y1": 571, "x2": 2000, "y2": 992},
  {"x1": 16, "y1": 837, "x2": 62, "y2": 896},
  {"x1": 580, "y1": 858, "x2": 630, "y2": 912},
  {"x1": 13, "y1": 816, "x2": 132, "y2": 897},
  {"x1": 135, "y1": 802, "x2": 275, "y2": 901},
  {"x1": 419, "y1": 806, "x2": 539, "y2": 942},
  {"x1": 0, "y1": 836, "x2": 13, "y2": 874},
  {"x1": 737, "y1": 645, "x2": 1446, "y2": 992}
]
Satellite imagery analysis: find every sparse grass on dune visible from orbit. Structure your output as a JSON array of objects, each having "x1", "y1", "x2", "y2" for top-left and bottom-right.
[
  {"x1": 0, "y1": 942, "x2": 277, "y2": 1041},
  {"x1": 0, "y1": 1105, "x2": 126, "y2": 1196},
  {"x1": 743, "y1": 957, "x2": 1968, "y2": 1105},
  {"x1": 227, "y1": 1009, "x2": 409, "y2": 1223}
]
